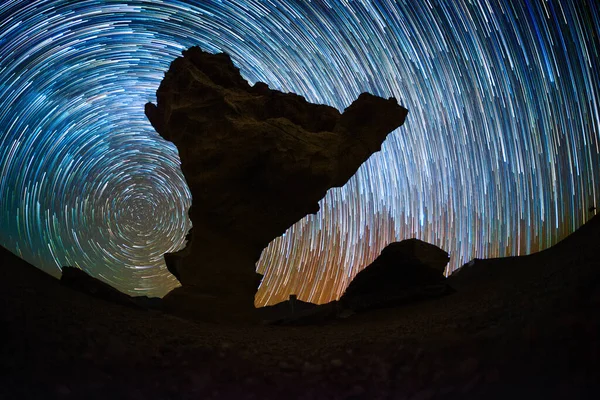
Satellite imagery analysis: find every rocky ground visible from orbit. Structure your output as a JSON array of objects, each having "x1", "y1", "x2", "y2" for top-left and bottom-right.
[{"x1": 2, "y1": 216, "x2": 599, "y2": 399}]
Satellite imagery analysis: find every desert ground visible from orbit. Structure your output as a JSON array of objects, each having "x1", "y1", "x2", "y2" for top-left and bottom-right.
[{"x1": 1, "y1": 215, "x2": 599, "y2": 399}]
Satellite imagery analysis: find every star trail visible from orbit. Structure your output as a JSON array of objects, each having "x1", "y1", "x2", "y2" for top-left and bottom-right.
[{"x1": 0, "y1": 0, "x2": 598, "y2": 305}]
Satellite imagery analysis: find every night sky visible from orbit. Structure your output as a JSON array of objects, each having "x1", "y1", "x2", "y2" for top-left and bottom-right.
[{"x1": 0, "y1": 0, "x2": 598, "y2": 306}]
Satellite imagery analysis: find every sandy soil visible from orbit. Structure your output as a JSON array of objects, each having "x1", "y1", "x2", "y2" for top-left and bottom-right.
[{"x1": 2, "y1": 218, "x2": 599, "y2": 399}]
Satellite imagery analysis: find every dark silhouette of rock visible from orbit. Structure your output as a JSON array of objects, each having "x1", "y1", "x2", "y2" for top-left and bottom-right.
[
  {"x1": 257, "y1": 294, "x2": 319, "y2": 323},
  {"x1": 449, "y1": 213, "x2": 600, "y2": 295},
  {"x1": 145, "y1": 46, "x2": 408, "y2": 322},
  {"x1": 340, "y1": 239, "x2": 453, "y2": 312},
  {"x1": 131, "y1": 295, "x2": 164, "y2": 310},
  {"x1": 271, "y1": 301, "x2": 344, "y2": 326},
  {"x1": 60, "y1": 267, "x2": 162, "y2": 310},
  {"x1": 0, "y1": 245, "x2": 60, "y2": 290}
]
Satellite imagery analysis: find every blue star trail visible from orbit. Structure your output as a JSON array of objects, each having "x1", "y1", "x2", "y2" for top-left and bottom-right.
[{"x1": 0, "y1": 1, "x2": 598, "y2": 305}]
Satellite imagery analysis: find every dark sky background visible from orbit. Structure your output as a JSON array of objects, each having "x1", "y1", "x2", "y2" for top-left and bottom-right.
[{"x1": 0, "y1": 0, "x2": 598, "y2": 306}]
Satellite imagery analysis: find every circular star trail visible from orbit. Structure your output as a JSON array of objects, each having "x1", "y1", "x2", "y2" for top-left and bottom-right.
[{"x1": 1, "y1": 1, "x2": 598, "y2": 305}]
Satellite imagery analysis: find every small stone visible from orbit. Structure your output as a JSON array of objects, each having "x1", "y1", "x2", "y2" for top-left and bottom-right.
[
  {"x1": 128, "y1": 389, "x2": 145, "y2": 400},
  {"x1": 303, "y1": 361, "x2": 323, "y2": 373},
  {"x1": 410, "y1": 388, "x2": 435, "y2": 400},
  {"x1": 417, "y1": 360, "x2": 429, "y2": 377},
  {"x1": 522, "y1": 323, "x2": 539, "y2": 341},
  {"x1": 461, "y1": 373, "x2": 482, "y2": 393},
  {"x1": 188, "y1": 371, "x2": 210, "y2": 389},
  {"x1": 590, "y1": 286, "x2": 600, "y2": 304},
  {"x1": 460, "y1": 357, "x2": 479, "y2": 376},
  {"x1": 485, "y1": 368, "x2": 500, "y2": 383},
  {"x1": 330, "y1": 359, "x2": 343, "y2": 367},
  {"x1": 278, "y1": 361, "x2": 294, "y2": 371},
  {"x1": 438, "y1": 386, "x2": 455, "y2": 395},
  {"x1": 432, "y1": 370, "x2": 445, "y2": 383},
  {"x1": 56, "y1": 384, "x2": 71, "y2": 396},
  {"x1": 350, "y1": 385, "x2": 365, "y2": 396},
  {"x1": 413, "y1": 348, "x2": 424, "y2": 361}
]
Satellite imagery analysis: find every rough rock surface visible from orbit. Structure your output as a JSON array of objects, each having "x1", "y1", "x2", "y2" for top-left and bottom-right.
[
  {"x1": 145, "y1": 46, "x2": 408, "y2": 322},
  {"x1": 340, "y1": 239, "x2": 453, "y2": 311}
]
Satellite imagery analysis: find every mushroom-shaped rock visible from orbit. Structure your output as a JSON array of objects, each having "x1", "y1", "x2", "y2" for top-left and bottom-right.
[{"x1": 145, "y1": 46, "x2": 408, "y2": 323}]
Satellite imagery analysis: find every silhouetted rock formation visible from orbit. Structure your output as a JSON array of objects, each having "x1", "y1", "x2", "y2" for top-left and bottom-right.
[
  {"x1": 0, "y1": 245, "x2": 61, "y2": 292},
  {"x1": 449, "y1": 213, "x2": 600, "y2": 298},
  {"x1": 61, "y1": 267, "x2": 161, "y2": 310},
  {"x1": 340, "y1": 239, "x2": 453, "y2": 312},
  {"x1": 145, "y1": 46, "x2": 408, "y2": 322}
]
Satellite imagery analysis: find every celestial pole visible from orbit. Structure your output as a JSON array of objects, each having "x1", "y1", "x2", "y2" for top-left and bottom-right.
[{"x1": 1, "y1": 0, "x2": 598, "y2": 305}]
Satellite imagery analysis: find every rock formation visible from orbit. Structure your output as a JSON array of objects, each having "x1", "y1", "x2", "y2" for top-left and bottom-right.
[
  {"x1": 145, "y1": 46, "x2": 408, "y2": 322},
  {"x1": 449, "y1": 212, "x2": 600, "y2": 294},
  {"x1": 340, "y1": 239, "x2": 453, "y2": 311}
]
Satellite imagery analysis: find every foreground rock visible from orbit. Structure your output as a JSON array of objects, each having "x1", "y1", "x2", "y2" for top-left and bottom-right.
[
  {"x1": 340, "y1": 239, "x2": 453, "y2": 312},
  {"x1": 145, "y1": 46, "x2": 408, "y2": 322}
]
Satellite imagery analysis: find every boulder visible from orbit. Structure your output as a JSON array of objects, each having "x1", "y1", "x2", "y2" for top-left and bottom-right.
[
  {"x1": 340, "y1": 239, "x2": 453, "y2": 312},
  {"x1": 145, "y1": 46, "x2": 407, "y2": 322}
]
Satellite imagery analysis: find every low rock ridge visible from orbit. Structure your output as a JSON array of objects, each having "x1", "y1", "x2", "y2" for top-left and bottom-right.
[{"x1": 61, "y1": 267, "x2": 162, "y2": 310}]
